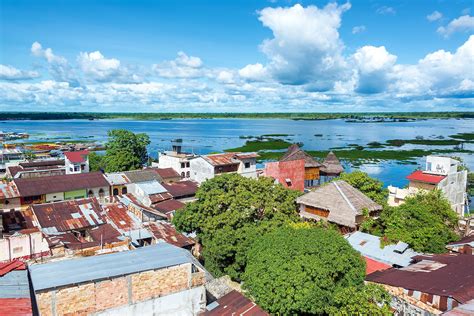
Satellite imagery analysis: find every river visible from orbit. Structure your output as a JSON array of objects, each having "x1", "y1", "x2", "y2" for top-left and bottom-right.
[{"x1": 1, "y1": 118, "x2": 473, "y2": 188}]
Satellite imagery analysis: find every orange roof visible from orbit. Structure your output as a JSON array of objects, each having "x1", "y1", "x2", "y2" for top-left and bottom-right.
[
  {"x1": 406, "y1": 170, "x2": 446, "y2": 184},
  {"x1": 364, "y1": 256, "x2": 391, "y2": 275}
]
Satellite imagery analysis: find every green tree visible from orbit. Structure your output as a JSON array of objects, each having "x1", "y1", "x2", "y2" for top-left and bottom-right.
[
  {"x1": 103, "y1": 129, "x2": 150, "y2": 172},
  {"x1": 338, "y1": 171, "x2": 388, "y2": 205},
  {"x1": 173, "y1": 174, "x2": 301, "y2": 280},
  {"x1": 328, "y1": 284, "x2": 392, "y2": 315},
  {"x1": 381, "y1": 190, "x2": 459, "y2": 253},
  {"x1": 242, "y1": 225, "x2": 387, "y2": 315},
  {"x1": 24, "y1": 150, "x2": 37, "y2": 161},
  {"x1": 88, "y1": 152, "x2": 106, "y2": 172}
]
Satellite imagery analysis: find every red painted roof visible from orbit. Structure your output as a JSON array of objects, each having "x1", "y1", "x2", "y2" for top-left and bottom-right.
[
  {"x1": 64, "y1": 150, "x2": 89, "y2": 163},
  {"x1": 406, "y1": 170, "x2": 446, "y2": 184},
  {"x1": 364, "y1": 256, "x2": 391, "y2": 275},
  {"x1": 0, "y1": 261, "x2": 26, "y2": 277},
  {"x1": 0, "y1": 298, "x2": 32, "y2": 316}
]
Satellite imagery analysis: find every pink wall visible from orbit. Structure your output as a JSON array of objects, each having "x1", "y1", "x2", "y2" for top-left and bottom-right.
[
  {"x1": 0, "y1": 231, "x2": 50, "y2": 262},
  {"x1": 264, "y1": 159, "x2": 305, "y2": 191}
]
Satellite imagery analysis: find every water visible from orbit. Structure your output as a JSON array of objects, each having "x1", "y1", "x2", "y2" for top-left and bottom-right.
[{"x1": 1, "y1": 118, "x2": 472, "y2": 188}]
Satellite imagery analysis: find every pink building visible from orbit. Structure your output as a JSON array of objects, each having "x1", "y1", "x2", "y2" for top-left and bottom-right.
[{"x1": 264, "y1": 159, "x2": 305, "y2": 192}]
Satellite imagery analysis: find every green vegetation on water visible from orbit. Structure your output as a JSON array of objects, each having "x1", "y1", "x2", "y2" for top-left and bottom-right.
[
  {"x1": 225, "y1": 139, "x2": 293, "y2": 152},
  {"x1": 1, "y1": 111, "x2": 473, "y2": 120},
  {"x1": 450, "y1": 132, "x2": 474, "y2": 141},
  {"x1": 386, "y1": 138, "x2": 462, "y2": 146}
]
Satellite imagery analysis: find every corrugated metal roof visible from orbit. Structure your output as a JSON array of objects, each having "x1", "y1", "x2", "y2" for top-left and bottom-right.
[
  {"x1": 0, "y1": 298, "x2": 32, "y2": 316},
  {"x1": 31, "y1": 198, "x2": 105, "y2": 233},
  {"x1": 203, "y1": 153, "x2": 241, "y2": 166},
  {"x1": 152, "y1": 199, "x2": 185, "y2": 214},
  {"x1": 19, "y1": 159, "x2": 64, "y2": 168},
  {"x1": 204, "y1": 290, "x2": 268, "y2": 316},
  {"x1": 162, "y1": 181, "x2": 198, "y2": 198},
  {"x1": 29, "y1": 243, "x2": 195, "y2": 291},
  {"x1": 149, "y1": 167, "x2": 181, "y2": 179},
  {"x1": 124, "y1": 169, "x2": 162, "y2": 184},
  {"x1": 64, "y1": 150, "x2": 89, "y2": 163},
  {"x1": 145, "y1": 221, "x2": 195, "y2": 248},
  {"x1": 14, "y1": 172, "x2": 109, "y2": 197},
  {"x1": 104, "y1": 172, "x2": 129, "y2": 185},
  {"x1": 407, "y1": 170, "x2": 446, "y2": 184},
  {"x1": 346, "y1": 232, "x2": 419, "y2": 267},
  {"x1": 136, "y1": 180, "x2": 167, "y2": 195},
  {"x1": 0, "y1": 271, "x2": 30, "y2": 299}
]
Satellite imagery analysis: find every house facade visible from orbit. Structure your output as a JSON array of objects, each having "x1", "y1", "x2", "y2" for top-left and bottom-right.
[{"x1": 64, "y1": 151, "x2": 89, "y2": 174}]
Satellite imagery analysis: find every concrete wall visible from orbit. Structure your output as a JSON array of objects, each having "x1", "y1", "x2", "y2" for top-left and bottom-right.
[
  {"x1": 190, "y1": 157, "x2": 214, "y2": 184},
  {"x1": 95, "y1": 286, "x2": 206, "y2": 316},
  {"x1": 0, "y1": 197, "x2": 21, "y2": 211},
  {"x1": 159, "y1": 153, "x2": 192, "y2": 179},
  {"x1": 0, "y1": 230, "x2": 50, "y2": 262},
  {"x1": 438, "y1": 170, "x2": 468, "y2": 216},
  {"x1": 36, "y1": 262, "x2": 206, "y2": 316},
  {"x1": 237, "y1": 158, "x2": 258, "y2": 179},
  {"x1": 64, "y1": 189, "x2": 87, "y2": 200},
  {"x1": 426, "y1": 156, "x2": 458, "y2": 175},
  {"x1": 45, "y1": 192, "x2": 64, "y2": 203},
  {"x1": 264, "y1": 159, "x2": 305, "y2": 191}
]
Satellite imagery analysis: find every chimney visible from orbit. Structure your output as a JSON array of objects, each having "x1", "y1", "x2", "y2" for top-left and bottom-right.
[{"x1": 172, "y1": 139, "x2": 183, "y2": 154}]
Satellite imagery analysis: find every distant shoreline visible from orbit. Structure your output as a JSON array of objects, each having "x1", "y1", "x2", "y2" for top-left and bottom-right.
[{"x1": 0, "y1": 111, "x2": 473, "y2": 121}]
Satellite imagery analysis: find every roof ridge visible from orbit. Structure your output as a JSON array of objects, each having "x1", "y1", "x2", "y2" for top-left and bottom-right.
[{"x1": 333, "y1": 181, "x2": 356, "y2": 213}]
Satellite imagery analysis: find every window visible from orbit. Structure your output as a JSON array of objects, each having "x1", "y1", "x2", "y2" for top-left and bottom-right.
[
  {"x1": 244, "y1": 162, "x2": 251, "y2": 169},
  {"x1": 12, "y1": 246, "x2": 23, "y2": 254},
  {"x1": 81, "y1": 164, "x2": 85, "y2": 171},
  {"x1": 186, "y1": 171, "x2": 190, "y2": 178},
  {"x1": 427, "y1": 162, "x2": 432, "y2": 171},
  {"x1": 121, "y1": 187, "x2": 127, "y2": 194},
  {"x1": 181, "y1": 162, "x2": 186, "y2": 168},
  {"x1": 98, "y1": 188, "x2": 105, "y2": 198},
  {"x1": 74, "y1": 165, "x2": 80, "y2": 172},
  {"x1": 88, "y1": 190, "x2": 94, "y2": 197},
  {"x1": 113, "y1": 188, "x2": 119, "y2": 195},
  {"x1": 181, "y1": 172, "x2": 185, "y2": 177},
  {"x1": 186, "y1": 162, "x2": 190, "y2": 168}
]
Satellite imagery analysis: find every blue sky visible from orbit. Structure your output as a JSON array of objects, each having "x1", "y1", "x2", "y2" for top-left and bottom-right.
[{"x1": 1, "y1": 0, "x2": 473, "y2": 112}]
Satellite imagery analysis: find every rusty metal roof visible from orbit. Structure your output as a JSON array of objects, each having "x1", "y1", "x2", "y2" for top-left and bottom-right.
[
  {"x1": 19, "y1": 159, "x2": 64, "y2": 168},
  {"x1": 103, "y1": 203, "x2": 141, "y2": 232},
  {"x1": 162, "y1": 180, "x2": 198, "y2": 198},
  {"x1": 145, "y1": 221, "x2": 195, "y2": 248},
  {"x1": 204, "y1": 290, "x2": 268, "y2": 315},
  {"x1": 0, "y1": 182, "x2": 19, "y2": 199},
  {"x1": 366, "y1": 253, "x2": 474, "y2": 304},
  {"x1": 203, "y1": 153, "x2": 241, "y2": 166},
  {"x1": 149, "y1": 167, "x2": 181, "y2": 179},
  {"x1": 14, "y1": 172, "x2": 109, "y2": 197},
  {"x1": 149, "y1": 192, "x2": 173, "y2": 204},
  {"x1": 123, "y1": 169, "x2": 162, "y2": 184},
  {"x1": 152, "y1": 199, "x2": 185, "y2": 214},
  {"x1": 31, "y1": 198, "x2": 105, "y2": 233}
]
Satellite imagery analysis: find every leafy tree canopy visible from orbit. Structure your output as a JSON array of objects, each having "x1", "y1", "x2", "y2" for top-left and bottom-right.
[
  {"x1": 327, "y1": 284, "x2": 392, "y2": 315},
  {"x1": 338, "y1": 171, "x2": 388, "y2": 205},
  {"x1": 173, "y1": 174, "x2": 301, "y2": 280},
  {"x1": 242, "y1": 224, "x2": 389, "y2": 315},
  {"x1": 88, "y1": 152, "x2": 106, "y2": 172},
  {"x1": 380, "y1": 190, "x2": 459, "y2": 253},
  {"x1": 102, "y1": 129, "x2": 150, "y2": 172}
]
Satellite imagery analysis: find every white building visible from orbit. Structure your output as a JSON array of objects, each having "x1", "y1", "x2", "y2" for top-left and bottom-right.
[
  {"x1": 388, "y1": 155, "x2": 468, "y2": 216},
  {"x1": 64, "y1": 150, "x2": 90, "y2": 174},
  {"x1": 190, "y1": 152, "x2": 258, "y2": 184},
  {"x1": 156, "y1": 140, "x2": 197, "y2": 179}
]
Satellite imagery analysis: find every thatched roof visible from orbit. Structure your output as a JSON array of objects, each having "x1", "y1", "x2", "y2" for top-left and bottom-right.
[
  {"x1": 280, "y1": 144, "x2": 322, "y2": 168},
  {"x1": 296, "y1": 180, "x2": 382, "y2": 228},
  {"x1": 320, "y1": 151, "x2": 344, "y2": 175}
]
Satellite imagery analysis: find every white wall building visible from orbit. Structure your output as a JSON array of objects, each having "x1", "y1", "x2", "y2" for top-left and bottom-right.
[
  {"x1": 64, "y1": 150, "x2": 90, "y2": 174},
  {"x1": 190, "y1": 152, "x2": 258, "y2": 184},
  {"x1": 388, "y1": 155, "x2": 468, "y2": 216}
]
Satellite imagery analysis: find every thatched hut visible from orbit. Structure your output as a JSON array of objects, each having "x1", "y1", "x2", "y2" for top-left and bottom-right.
[{"x1": 319, "y1": 151, "x2": 344, "y2": 183}]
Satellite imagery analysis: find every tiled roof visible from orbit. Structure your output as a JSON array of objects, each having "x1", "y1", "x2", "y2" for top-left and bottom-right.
[
  {"x1": 406, "y1": 170, "x2": 446, "y2": 184},
  {"x1": 297, "y1": 180, "x2": 382, "y2": 228},
  {"x1": 366, "y1": 254, "x2": 474, "y2": 304},
  {"x1": 14, "y1": 172, "x2": 109, "y2": 197},
  {"x1": 31, "y1": 198, "x2": 105, "y2": 233},
  {"x1": 204, "y1": 290, "x2": 268, "y2": 316},
  {"x1": 162, "y1": 180, "x2": 198, "y2": 198},
  {"x1": 64, "y1": 150, "x2": 89, "y2": 163}
]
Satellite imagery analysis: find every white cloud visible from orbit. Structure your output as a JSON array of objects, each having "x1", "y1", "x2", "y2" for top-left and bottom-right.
[
  {"x1": 153, "y1": 51, "x2": 205, "y2": 78},
  {"x1": 427, "y1": 11, "x2": 442, "y2": 22},
  {"x1": 30, "y1": 42, "x2": 80, "y2": 86},
  {"x1": 254, "y1": 3, "x2": 351, "y2": 89},
  {"x1": 352, "y1": 25, "x2": 366, "y2": 34},
  {"x1": 376, "y1": 6, "x2": 396, "y2": 15},
  {"x1": 77, "y1": 51, "x2": 139, "y2": 83},
  {"x1": 437, "y1": 15, "x2": 474, "y2": 38},
  {"x1": 0, "y1": 64, "x2": 39, "y2": 80},
  {"x1": 216, "y1": 70, "x2": 235, "y2": 84},
  {"x1": 238, "y1": 63, "x2": 268, "y2": 81},
  {"x1": 352, "y1": 46, "x2": 397, "y2": 94}
]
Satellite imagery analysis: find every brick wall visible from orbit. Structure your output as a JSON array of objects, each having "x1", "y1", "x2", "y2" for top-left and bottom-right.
[
  {"x1": 264, "y1": 159, "x2": 305, "y2": 191},
  {"x1": 35, "y1": 262, "x2": 206, "y2": 315}
]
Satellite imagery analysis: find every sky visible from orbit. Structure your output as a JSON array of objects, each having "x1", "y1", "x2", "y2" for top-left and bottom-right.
[{"x1": 0, "y1": 0, "x2": 473, "y2": 112}]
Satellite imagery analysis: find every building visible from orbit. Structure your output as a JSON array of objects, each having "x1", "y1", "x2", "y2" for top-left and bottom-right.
[
  {"x1": 127, "y1": 180, "x2": 171, "y2": 207},
  {"x1": 0, "y1": 148, "x2": 24, "y2": 175},
  {"x1": 104, "y1": 172, "x2": 129, "y2": 196},
  {"x1": 204, "y1": 290, "x2": 268, "y2": 316},
  {"x1": 297, "y1": 180, "x2": 382, "y2": 233},
  {"x1": 345, "y1": 231, "x2": 419, "y2": 272},
  {"x1": 123, "y1": 168, "x2": 163, "y2": 184},
  {"x1": 0, "y1": 261, "x2": 33, "y2": 316},
  {"x1": 6, "y1": 159, "x2": 65, "y2": 179},
  {"x1": 144, "y1": 221, "x2": 195, "y2": 250},
  {"x1": 30, "y1": 243, "x2": 208, "y2": 316},
  {"x1": 109, "y1": 194, "x2": 168, "y2": 222},
  {"x1": 157, "y1": 139, "x2": 197, "y2": 179},
  {"x1": 13, "y1": 172, "x2": 110, "y2": 205},
  {"x1": 366, "y1": 253, "x2": 474, "y2": 315},
  {"x1": 151, "y1": 167, "x2": 182, "y2": 183},
  {"x1": 152, "y1": 199, "x2": 186, "y2": 219},
  {"x1": 0, "y1": 182, "x2": 21, "y2": 211},
  {"x1": 264, "y1": 159, "x2": 306, "y2": 191},
  {"x1": 280, "y1": 144, "x2": 322, "y2": 188},
  {"x1": 388, "y1": 156, "x2": 468, "y2": 216},
  {"x1": 443, "y1": 299, "x2": 474, "y2": 316},
  {"x1": 190, "y1": 152, "x2": 258, "y2": 184},
  {"x1": 162, "y1": 180, "x2": 199, "y2": 202},
  {"x1": 64, "y1": 150, "x2": 89, "y2": 174},
  {"x1": 319, "y1": 151, "x2": 344, "y2": 183},
  {"x1": 29, "y1": 198, "x2": 128, "y2": 257},
  {"x1": 446, "y1": 235, "x2": 474, "y2": 255}
]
